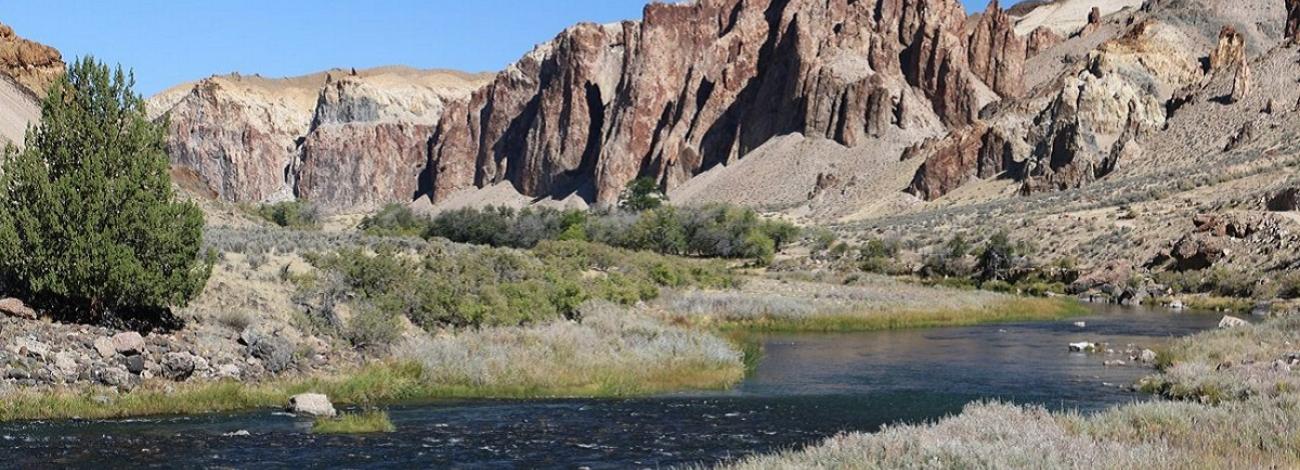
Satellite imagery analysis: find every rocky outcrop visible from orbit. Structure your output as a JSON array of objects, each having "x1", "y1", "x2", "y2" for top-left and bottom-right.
[
  {"x1": 0, "y1": 22, "x2": 63, "y2": 97},
  {"x1": 966, "y1": 1, "x2": 1027, "y2": 98},
  {"x1": 427, "y1": 0, "x2": 1019, "y2": 206},
  {"x1": 153, "y1": 68, "x2": 484, "y2": 211},
  {"x1": 1026, "y1": 26, "x2": 1064, "y2": 57},
  {"x1": 905, "y1": 122, "x2": 1018, "y2": 199},
  {"x1": 1208, "y1": 26, "x2": 1245, "y2": 73},
  {"x1": 1076, "y1": 7, "x2": 1103, "y2": 37}
]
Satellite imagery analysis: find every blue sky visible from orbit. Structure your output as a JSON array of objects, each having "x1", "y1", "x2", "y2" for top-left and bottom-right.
[{"x1": 1, "y1": 0, "x2": 999, "y2": 96}]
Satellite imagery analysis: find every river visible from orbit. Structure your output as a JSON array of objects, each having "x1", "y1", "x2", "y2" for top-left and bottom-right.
[{"x1": 2, "y1": 305, "x2": 1219, "y2": 468}]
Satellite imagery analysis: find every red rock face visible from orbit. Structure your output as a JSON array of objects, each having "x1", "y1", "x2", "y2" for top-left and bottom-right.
[
  {"x1": 295, "y1": 122, "x2": 433, "y2": 212},
  {"x1": 428, "y1": 0, "x2": 1025, "y2": 206},
  {"x1": 905, "y1": 123, "x2": 1018, "y2": 200},
  {"x1": 1025, "y1": 27, "x2": 1064, "y2": 58}
]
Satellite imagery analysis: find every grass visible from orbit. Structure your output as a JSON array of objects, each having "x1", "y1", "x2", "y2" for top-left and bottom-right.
[
  {"x1": 0, "y1": 303, "x2": 744, "y2": 422},
  {"x1": 674, "y1": 296, "x2": 1087, "y2": 333},
  {"x1": 312, "y1": 410, "x2": 395, "y2": 434}
]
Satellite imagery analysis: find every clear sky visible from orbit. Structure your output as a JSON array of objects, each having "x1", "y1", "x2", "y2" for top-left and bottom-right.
[{"x1": 1, "y1": 0, "x2": 1000, "y2": 96}]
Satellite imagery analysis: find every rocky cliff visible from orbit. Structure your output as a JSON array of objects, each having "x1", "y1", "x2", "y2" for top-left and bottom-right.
[
  {"x1": 427, "y1": 0, "x2": 1024, "y2": 206},
  {"x1": 151, "y1": 68, "x2": 487, "y2": 212},
  {"x1": 0, "y1": 22, "x2": 63, "y2": 98}
]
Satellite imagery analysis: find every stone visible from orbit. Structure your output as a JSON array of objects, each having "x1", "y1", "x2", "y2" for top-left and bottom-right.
[
  {"x1": 1026, "y1": 26, "x2": 1063, "y2": 58},
  {"x1": 95, "y1": 366, "x2": 133, "y2": 390},
  {"x1": 93, "y1": 337, "x2": 116, "y2": 359},
  {"x1": 11, "y1": 337, "x2": 49, "y2": 359},
  {"x1": 123, "y1": 354, "x2": 145, "y2": 375},
  {"x1": 52, "y1": 351, "x2": 78, "y2": 378},
  {"x1": 1077, "y1": 7, "x2": 1102, "y2": 37},
  {"x1": 1074, "y1": 322, "x2": 1087, "y2": 328},
  {"x1": 1267, "y1": 188, "x2": 1300, "y2": 212},
  {"x1": 1069, "y1": 342, "x2": 1096, "y2": 353},
  {"x1": 161, "y1": 352, "x2": 196, "y2": 381},
  {"x1": 0, "y1": 22, "x2": 65, "y2": 97},
  {"x1": 5, "y1": 367, "x2": 29, "y2": 380},
  {"x1": 1168, "y1": 300, "x2": 1185, "y2": 310},
  {"x1": 1139, "y1": 349, "x2": 1158, "y2": 363},
  {"x1": 1103, "y1": 360, "x2": 1126, "y2": 367},
  {"x1": 223, "y1": 430, "x2": 251, "y2": 437},
  {"x1": 0, "y1": 298, "x2": 36, "y2": 320},
  {"x1": 112, "y1": 332, "x2": 146, "y2": 356},
  {"x1": 287, "y1": 393, "x2": 336, "y2": 417},
  {"x1": 1208, "y1": 26, "x2": 1246, "y2": 73},
  {"x1": 216, "y1": 363, "x2": 242, "y2": 379},
  {"x1": 1218, "y1": 316, "x2": 1249, "y2": 329},
  {"x1": 243, "y1": 331, "x2": 293, "y2": 374}
]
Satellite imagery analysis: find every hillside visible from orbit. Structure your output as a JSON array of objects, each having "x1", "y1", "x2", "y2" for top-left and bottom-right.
[{"x1": 0, "y1": 21, "x2": 61, "y2": 148}]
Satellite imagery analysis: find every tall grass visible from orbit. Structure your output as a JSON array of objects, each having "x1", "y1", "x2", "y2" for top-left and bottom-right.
[
  {"x1": 663, "y1": 287, "x2": 1086, "y2": 333},
  {"x1": 313, "y1": 410, "x2": 395, "y2": 434}
]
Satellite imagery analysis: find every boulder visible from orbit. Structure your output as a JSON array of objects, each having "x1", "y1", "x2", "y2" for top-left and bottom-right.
[
  {"x1": 242, "y1": 329, "x2": 293, "y2": 374},
  {"x1": 52, "y1": 351, "x2": 79, "y2": 379},
  {"x1": 95, "y1": 366, "x2": 133, "y2": 390},
  {"x1": 11, "y1": 337, "x2": 49, "y2": 359},
  {"x1": 93, "y1": 337, "x2": 116, "y2": 359},
  {"x1": 1218, "y1": 316, "x2": 1249, "y2": 329},
  {"x1": 1168, "y1": 300, "x2": 1185, "y2": 310},
  {"x1": 112, "y1": 332, "x2": 146, "y2": 356},
  {"x1": 161, "y1": 352, "x2": 196, "y2": 381},
  {"x1": 1069, "y1": 342, "x2": 1097, "y2": 353},
  {"x1": 1139, "y1": 349, "x2": 1158, "y2": 363},
  {"x1": 123, "y1": 354, "x2": 145, "y2": 375},
  {"x1": 287, "y1": 393, "x2": 336, "y2": 417},
  {"x1": 0, "y1": 298, "x2": 36, "y2": 320}
]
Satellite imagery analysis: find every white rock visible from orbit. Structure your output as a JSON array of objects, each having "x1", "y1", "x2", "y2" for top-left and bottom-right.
[
  {"x1": 93, "y1": 337, "x2": 116, "y2": 359},
  {"x1": 216, "y1": 364, "x2": 241, "y2": 379},
  {"x1": 52, "y1": 351, "x2": 78, "y2": 376},
  {"x1": 287, "y1": 393, "x2": 336, "y2": 417},
  {"x1": 112, "y1": 332, "x2": 146, "y2": 356},
  {"x1": 1218, "y1": 316, "x2": 1249, "y2": 329},
  {"x1": 1139, "y1": 349, "x2": 1158, "y2": 363},
  {"x1": 11, "y1": 337, "x2": 49, "y2": 359},
  {"x1": 1069, "y1": 342, "x2": 1096, "y2": 353},
  {"x1": 1073, "y1": 321, "x2": 1087, "y2": 328},
  {"x1": 223, "y1": 430, "x2": 251, "y2": 437},
  {"x1": 1168, "y1": 300, "x2": 1185, "y2": 310}
]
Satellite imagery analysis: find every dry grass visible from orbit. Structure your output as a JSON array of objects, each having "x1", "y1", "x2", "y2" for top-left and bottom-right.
[
  {"x1": 398, "y1": 301, "x2": 744, "y2": 396},
  {"x1": 660, "y1": 278, "x2": 1086, "y2": 332}
]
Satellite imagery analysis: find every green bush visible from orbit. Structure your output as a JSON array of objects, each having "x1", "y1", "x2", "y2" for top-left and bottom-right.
[
  {"x1": 0, "y1": 57, "x2": 211, "y2": 323},
  {"x1": 344, "y1": 305, "x2": 404, "y2": 350},
  {"x1": 359, "y1": 204, "x2": 427, "y2": 237},
  {"x1": 422, "y1": 204, "x2": 794, "y2": 265},
  {"x1": 254, "y1": 201, "x2": 321, "y2": 229},
  {"x1": 619, "y1": 177, "x2": 665, "y2": 212},
  {"x1": 302, "y1": 240, "x2": 736, "y2": 331}
]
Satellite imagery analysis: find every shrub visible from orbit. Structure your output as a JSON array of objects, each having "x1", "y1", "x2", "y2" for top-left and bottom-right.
[
  {"x1": 344, "y1": 305, "x2": 405, "y2": 350},
  {"x1": 359, "y1": 203, "x2": 427, "y2": 237},
  {"x1": 619, "y1": 177, "x2": 665, "y2": 212},
  {"x1": 977, "y1": 231, "x2": 1017, "y2": 282},
  {"x1": 253, "y1": 201, "x2": 321, "y2": 229},
  {"x1": 0, "y1": 57, "x2": 211, "y2": 323}
]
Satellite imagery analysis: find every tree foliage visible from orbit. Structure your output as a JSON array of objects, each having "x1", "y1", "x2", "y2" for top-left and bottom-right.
[{"x1": 0, "y1": 57, "x2": 211, "y2": 322}]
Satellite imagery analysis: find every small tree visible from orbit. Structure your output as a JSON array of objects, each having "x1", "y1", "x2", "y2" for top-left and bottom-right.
[
  {"x1": 977, "y1": 231, "x2": 1016, "y2": 283},
  {"x1": 0, "y1": 57, "x2": 211, "y2": 323},
  {"x1": 619, "y1": 177, "x2": 665, "y2": 212}
]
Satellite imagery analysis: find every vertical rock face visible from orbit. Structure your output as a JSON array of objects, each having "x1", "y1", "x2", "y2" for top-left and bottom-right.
[
  {"x1": 966, "y1": 0, "x2": 1027, "y2": 98},
  {"x1": 152, "y1": 69, "x2": 485, "y2": 211},
  {"x1": 159, "y1": 76, "x2": 318, "y2": 203},
  {"x1": 428, "y1": 0, "x2": 1022, "y2": 206},
  {"x1": 1077, "y1": 7, "x2": 1103, "y2": 37},
  {"x1": 905, "y1": 122, "x2": 1018, "y2": 199},
  {"x1": 1229, "y1": 59, "x2": 1251, "y2": 104},
  {"x1": 0, "y1": 22, "x2": 63, "y2": 98}
]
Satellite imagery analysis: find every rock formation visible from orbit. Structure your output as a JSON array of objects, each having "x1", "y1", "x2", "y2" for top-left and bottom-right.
[
  {"x1": 1026, "y1": 26, "x2": 1064, "y2": 57},
  {"x1": 1077, "y1": 7, "x2": 1103, "y2": 37},
  {"x1": 153, "y1": 68, "x2": 485, "y2": 212},
  {"x1": 0, "y1": 22, "x2": 63, "y2": 97},
  {"x1": 1208, "y1": 26, "x2": 1245, "y2": 73},
  {"x1": 427, "y1": 0, "x2": 1019, "y2": 206},
  {"x1": 905, "y1": 123, "x2": 1018, "y2": 200}
]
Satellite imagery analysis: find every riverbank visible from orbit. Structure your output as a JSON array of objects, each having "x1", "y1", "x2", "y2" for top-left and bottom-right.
[
  {"x1": 723, "y1": 315, "x2": 1300, "y2": 469},
  {"x1": 658, "y1": 276, "x2": 1087, "y2": 333}
]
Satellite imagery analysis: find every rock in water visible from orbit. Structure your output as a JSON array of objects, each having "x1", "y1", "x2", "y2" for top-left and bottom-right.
[
  {"x1": 1218, "y1": 316, "x2": 1249, "y2": 329},
  {"x1": 287, "y1": 393, "x2": 336, "y2": 417},
  {"x1": 1069, "y1": 342, "x2": 1096, "y2": 352}
]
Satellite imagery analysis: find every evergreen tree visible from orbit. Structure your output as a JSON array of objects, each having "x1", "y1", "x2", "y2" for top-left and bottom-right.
[
  {"x1": 0, "y1": 57, "x2": 211, "y2": 322},
  {"x1": 619, "y1": 177, "x2": 665, "y2": 212}
]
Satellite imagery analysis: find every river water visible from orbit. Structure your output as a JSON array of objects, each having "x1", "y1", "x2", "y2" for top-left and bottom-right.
[{"x1": 2, "y1": 306, "x2": 1219, "y2": 468}]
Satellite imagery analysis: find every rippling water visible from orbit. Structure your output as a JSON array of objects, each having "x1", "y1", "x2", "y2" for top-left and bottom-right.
[{"x1": 2, "y1": 305, "x2": 1219, "y2": 468}]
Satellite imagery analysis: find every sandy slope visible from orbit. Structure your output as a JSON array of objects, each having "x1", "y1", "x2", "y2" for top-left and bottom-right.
[
  {"x1": 1012, "y1": 0, "x2": 1143, "y2": 35},
  {"x1": 0, "y1": 73, "x2": 38, "y2": 147}
]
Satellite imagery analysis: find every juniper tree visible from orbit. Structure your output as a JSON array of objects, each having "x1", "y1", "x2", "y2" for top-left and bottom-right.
[{"x1": 0, "y1": 57, "x2": 210, "y2": 322}]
